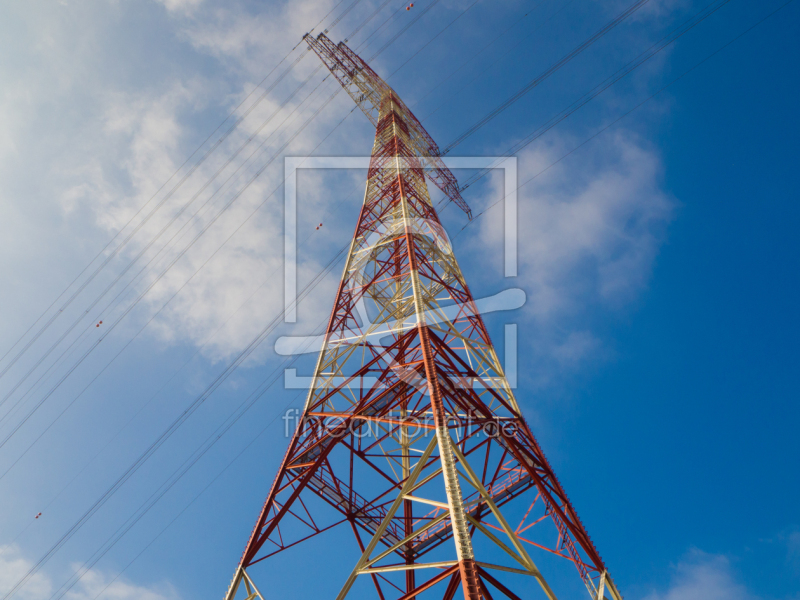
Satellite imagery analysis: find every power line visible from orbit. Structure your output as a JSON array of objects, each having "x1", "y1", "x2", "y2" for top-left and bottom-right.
[
  {"x1": 323, "y1": 0, "x2": 367, "y2": 35},
  {"x1": 0, "y1": 78, "x2": 340, "y2": 451},
  {"x1": 5, "y1": 4, "x2": 462, "y2": 598},
  {"x1": 6, "y1": 3, "x2": 548, "y2": 556},
  {"x1": 0, "y1": 2, "x2": 431, "y2": 460},
  {"x1": 48, "y1": 331, "x2": 324, "y2": 600},
  {"x1": 454, "y1": 0, "x2": 734, "y2": 194},
  {"x1": 3, "y1": 0, "x2": 724, "y2": 592},
  {"x1": 0, "y1": 90, "x2": 356, "y2": 484},
  {"x1": 441, "y1": 0, "x2": 654, "y2": 154},
  {"x1": 451, "y1": 0, "x2": 797, "y2": 236},
  {"x1": 344, "y1": 0, "x2": 396, "y2": 43},
  {"x1": 1, "y1": 229, "x2": 347, "y2": 600},
  {"x1": 409, "y1": 0, "x2": 556, "y2": 111},
  {"x1": 5, "y1": 254, "x2": 296, "y2": 547},
  {"x1": 354, "y1": 0, "x2": 409, "y2": 51},
  {"x1": 368, "y1": 0, "x2": 443, "y2": 60},
  {"x1": 87, "y1": 388, "x2": 307, "y2": 600},
  {"x1": 0, "y1": 3, "x2": 412, "y2": 444},
  {"x1": 63, "y1": 2, "x2": 799, "y2": 596},
  {"x1": 387, "y1": 0, "x2": 481, "y2": 80},
  {"x1": 0, "y1": 60, "x2": 325, "y2": 422},
  {"x1": 0, "y1": 0, "x2": 344, "y2": 380},
  {"x1": 0, "y1": 40, "x2": 310, "y2": 384},
  {"x1": 417, "y1": 0, "x2": 578, "y2": 119}
]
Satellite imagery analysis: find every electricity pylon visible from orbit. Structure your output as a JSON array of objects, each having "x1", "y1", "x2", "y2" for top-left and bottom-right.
[{"x1": 222, "y1": 33, "x2": 622, "y2": 600}]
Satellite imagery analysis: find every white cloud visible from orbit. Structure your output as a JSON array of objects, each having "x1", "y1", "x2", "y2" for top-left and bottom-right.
[
  {"x1": 0, "y1": 0, "x2": 675, "y2": 376},
  {"x1": 603, "y1": 0, "x2": 692, "y2": 21},
  {"x1": 643, "y1": 550, "x2": 755, "y2": 600},
  {"x1": 474, "y1": 130, "x2": 673, "y2": 383},
  {"x1": 0, "y1": 545, "x2": 178, "y2": 600},
  {"x1": 180, "y1": 0, "x2": 337, "y2": 77},
  {"x1": 0, "y1": 546, "x2": 51, "y2": 600},
  {"x1": 550, "y1": 330, "x2": 604, "y2": 367},
  {"x1": 0, "y1": 3, "x2": 353, "y2": 363},
  {"x1": 56, "y1": 82, "x2": 200, "y2": 227},
  {"x1": 68, "y1": 77, "x2": 355, "y2": 362},
  {"x1": 786, "y1": 530, "x2": 800, "y2": 574},
  {"x1": 154, "y1": 0, "x2": 204, "y2": 14}
]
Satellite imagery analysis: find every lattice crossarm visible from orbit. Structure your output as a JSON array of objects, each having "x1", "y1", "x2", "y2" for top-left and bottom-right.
[
  {"x1": 306, "y1": 32, "x2": 472, "y2": 219},
  {"x1": 304, "y1": 32, "x2": 386, "y2": 126},
  {"x1": 397, "y1": 134, "x2": 471, "y2": 219},
  {"x1": 424, "y1": 163, "x2": 472, "y2": 219}
]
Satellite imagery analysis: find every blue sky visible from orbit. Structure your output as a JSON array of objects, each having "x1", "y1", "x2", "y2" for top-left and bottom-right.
[{"x1": 0, "y1": 0, "x2": 798, "y2": 599}]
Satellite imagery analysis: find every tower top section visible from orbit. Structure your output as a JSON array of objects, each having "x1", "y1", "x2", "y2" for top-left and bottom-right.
[{"x1": 304, "y1": 32, "x2": 472, "y2": 219}]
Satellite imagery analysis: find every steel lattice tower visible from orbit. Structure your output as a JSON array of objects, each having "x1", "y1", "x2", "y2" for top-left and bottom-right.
[{"x1": 222, "y1": 33, "x2": 623, "y2": 600}]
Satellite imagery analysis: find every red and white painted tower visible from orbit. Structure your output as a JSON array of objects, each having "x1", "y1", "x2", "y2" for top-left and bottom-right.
[{"x1": 222, "y1": 33, "x2": 623, "y2": 600}]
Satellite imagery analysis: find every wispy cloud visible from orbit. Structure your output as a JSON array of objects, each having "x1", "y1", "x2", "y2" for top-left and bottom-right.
[
  {"x1": 785, "y1": 530, "x2": 800, "y2": 575},
  {"x1": 642, "y1": 550, "x2": 755, "y2": 600},
  {"x1": 154, "y1": 0, "x2": 204, "y2": 15},
  {"x1": 0, "y1": 545, "x2": 178, "y2": 600},
  {"x1": 0, "y1": 0, "x2": 358, "y2": 364},
  {"x1": 179, "y1": 0, "x2": 338, "y2": 77},
  {"x1": 473, "y1": 129, "x2": 673, "y2": 386}
]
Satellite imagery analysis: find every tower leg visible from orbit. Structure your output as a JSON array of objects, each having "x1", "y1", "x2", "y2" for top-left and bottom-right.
[
  {"x1": 223, "y1": 567, "x2": 243, "y2": 600},
  {"x1": 223, "y1": 567, "x2": 265, "y2": 600}
]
